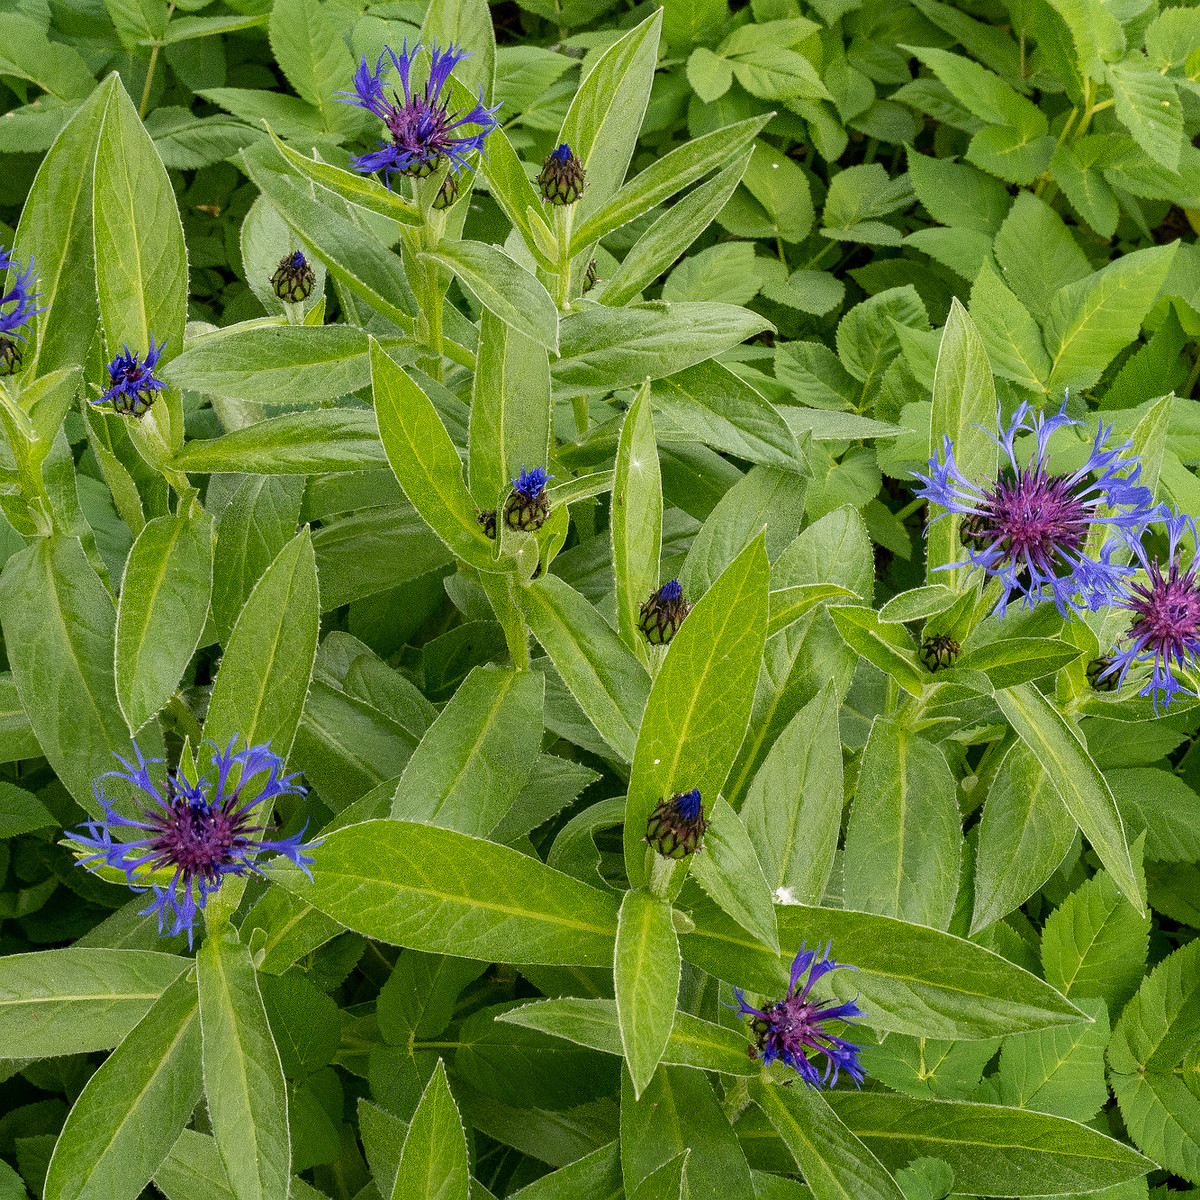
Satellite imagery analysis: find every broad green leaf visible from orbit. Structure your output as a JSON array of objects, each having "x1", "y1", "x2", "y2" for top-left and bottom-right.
[
  {"x1": 958, "y1": 637, "x2": 1081, "y2": 688},
  {"x1": 93, "y1": 73, "x2": 188, "y2": 363},
  {"x1": 972, "y1": 741, "x2": 1075, "y2": 934},
  {"x1": 0, "y1": 535, "x2": 144, "y2": 814},
  {"x1": 615, "y1": 890, "x2": 680, "y2": 1097},
  {"x1": 424, "y1": 241, "x2": 558, "y2": 353},
  {"x1": 44, "y1": 972, "x2": 202, "y2": 1200},
  {"x1": 391, "y1": 664, "x2": 544, "y2": 838},
  {"x1": 515, "y1": 575, "x2": 650, "y2": 762},
  {"x1": 996, "y1": 683, "x2": 1142, "y2": 914},
  {"x1": 104, "y1": 0, "x2": 167, "y2": 48},
  {"x1": 926, "y1": 299, "x2": 997, "y2": 584},
  {"x1": 243, "y1": 887, "x2": 343, "y2": 977},
  {"x1": 828, "y1": 606, "x2": 926, "y2": 697},
  {"x1": 968, "y1": 261, "x2": 1050, "y2": 392},
  {"x1": 422, "y1": 0, "x2": 495, "y2": 101},
  {"x1": 816, "y1": 1093, "x2": 1153, "y2": 1195},
  {"x1": 0, "y1": 948, "x2": 189, "y2": 1057},
  {"x1": 268, "y1": 0, "x2": 357, "y2": 134},
  {"x1": 844, "y1": 718, "x2": 961, "y2": 931},
  {"x1": 115, "y1": 512, "x2": 213, "y2": 733},
  {"x1": 679, "y1": 898, "x2": 1086, "y2": 1039},
  {"x1": 480, "y1": 125, "x2": 555, "y2": 269},
  {"x1": 372, "y1": 340, "x2": 502, "y2": 574},
  {"x1": 1106, "y1": 56, "x2": 1181, "y2": 171},
  {"x1": 203, "y1": 529, "x2": 319, "y2": 761},
  {"x1": 742, "y1": 684, "x2": 842, "y2": 906},
  {"x1": 502, "y1": 1142, "x2": 621, "y2": 1200},
  {"x1": 612, "y1": 383, "x2": 662, "y2": 663},
  {"x1": 198, "y1": 928, "x2": 290, "y2": 1200},
  {"x1": 766, "y1": 584, "x2": 858, "y2": 638},
  {"x1": 624, "y1": 536, "x2": 769, "y2": 888},
  {"x1": 468, "y1": 310, "x2": 552, "y2": 511},
  {"x1": 392, "y1": 1060, "x2": 469, "y2": 1200},
  {"x1": 0, "y1": 14, "x2": 95, "y2": 100},
  {"x1": 272, "y1": 819, "x2": 620, "y2": 964},
  {"x1": 751, "y1": 1080, "x2": 904, "y2": 1200},
  {"x1": 155, "y1": 1131, "x2": 237, "y2": 1200},
  {"x1": 173, "y1": 410, "x2": 386, "y2": 475}
]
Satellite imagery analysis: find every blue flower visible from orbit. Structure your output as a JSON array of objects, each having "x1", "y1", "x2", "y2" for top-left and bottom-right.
[
  {"x1": 673, "y1": 787, "x2": 702, "y2": 821},
  {"x1": 512, "y1": 464, "x2": 552, "y2": 498},
  {"x1": 337, "y1": 41, "x2": 500, "y2": 185},
  {"x1": 1102, "y1": 508, "x2": 1200, "y2": 711},
  {"x1": 733, "y1": 941, "x2": 865, "y2": 1089},
  {"x1": 0, "y1": 245, "x2": 47, "y2": 374},
  {"x1": 659, "y1": 579, "x2": 683, "y2": 603},
  {"x1": 95, "y1": 336, "x2": 167, "y2": 417},
  {"x1": 71, "y1": 738, "x2": 319, "y2": 947},
  {"x1": 913, "y1": 401, "x2": 1159, "y2": 617}
]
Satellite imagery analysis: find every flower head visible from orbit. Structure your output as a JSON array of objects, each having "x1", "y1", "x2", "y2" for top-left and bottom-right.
[
  {"x1": 504, "y1": 465, "x2": 553, "y2": 532},
  {"x1": 0, "y1": 245, "x2": 47, "y2": 376},
  {"x1": 536, "y1": 143, "x2": 586, "y2": 205},
  {"x1": 95, "y1": 337, "x2": 167, "y2": 417},
  {"x1": 71, "y1": 738, "x2": 319, "y2": 947},
  {"x1": 336, "y1": 42, "x2": 499, "y2": 185},
  {"x1": 638, "y1": 579, "x2": 691, "y2": 645},
  {"x1": 645, "y1": 788, "x2": 709, "y2": 859},
  {"x1": 913, "y1": 402, "x2": 1158, "y2": 617},
  {"x1": 271, "y1": 250, "x2": 315, "y2": 303},
  {"x1": 733, "y1": 941, "x2": 865, "y2": 1089},
  {"x1": 1101, "y1": 509, "x2": 1200, "y2": 711}
]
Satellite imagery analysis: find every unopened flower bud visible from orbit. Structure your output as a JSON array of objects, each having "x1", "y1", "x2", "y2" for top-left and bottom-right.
[
  {"x1": 638, "y1": 580, "x2": 690, "y2": 646},
  {"x1": 271, "y1": 251, "x2": 315, "y2": 303},
  {"x1": 1087, "y1": 656, "x2": 1119, "y2": 691},
  {"x1": 503, "y1": 465, "x2": 553, "y2": 533},
  {"x1": 645, "y1": 788, "x2": 708, "y2": 859},
  {"x1": 0, "y1": 337, "x2": 21, "y2": 376},
  {"x1": 921, "y1": 634, "x2": 959, "y2": 672},
  {"x1": 434, "y1": 171, "x2": 459, "y2": 210},
  {"x1": 582, "y1": 259, "x2": 598, "y2": 294},
  {"x1": 536, "y1": 144, "x2": 586, "y2": 206},
  {"x1": 477, "y1": 509, "x2": 497, "y2": 540}
]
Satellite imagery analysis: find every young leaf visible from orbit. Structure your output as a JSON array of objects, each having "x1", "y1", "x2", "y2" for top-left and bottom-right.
[{"x1": 391, "y1": 1060, "x2": 469, "y2": 1200}]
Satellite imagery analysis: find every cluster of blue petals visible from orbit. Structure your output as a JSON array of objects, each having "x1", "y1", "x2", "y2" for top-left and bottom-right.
[
  {"x1": 658, "y1": 579, "x2": 684, "y2": 603},
  {"x1": 513, "y1": 465, "x2": 552, "y2": 498},
  {"x1": 95, "y1": 336, "x2": 168, "y2": 415},
  {"x1": 733, "y1": 941, "x2": 865, "y2": 1089},
  {"x1": 0, "y1": 244, "x2": 46, "y2": 341},
  {"x1": 337, "y1": 41, "x2": 499, "y2": 185},
  {"x1": 914, "y1": 401, "x2": 1158, "y2": 617},
  {"x1": 72, "y1": 738, "x2": 318, "y2": 946},
  {"x1": 673, "y1": 787, "x2": 703, "y2": 821}
]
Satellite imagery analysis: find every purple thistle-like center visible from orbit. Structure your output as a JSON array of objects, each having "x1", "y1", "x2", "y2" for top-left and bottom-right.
[{"x1": 971, "y1": 464, "x2": 1090, "y2": 572}]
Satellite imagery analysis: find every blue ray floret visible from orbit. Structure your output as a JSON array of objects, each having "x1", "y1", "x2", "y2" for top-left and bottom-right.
[
  {"x1": 732, "y1": 941, "x2": 865, "y2": 1089},
  {"x1": 95, "y1": 336, "x2": 168, "y2": 417},
  {"x1": 71, "y1": 738, "x2": 319, "y2": 947},
  {"x1": 1101, "y1": 508, "x2": 1200, "y2": 711},
  {"x1": 336, "y1": 41, "x2": 499, "y2": 185},
  {"x1": 512, "y1": 464, "x2": 551, "y2": 497},
  {"x1": 913, "y1": 401, "x2": 1158, "y2": 617},
  {"x1": 0, "y1": 244, "x2": 47, "y2": 373}
]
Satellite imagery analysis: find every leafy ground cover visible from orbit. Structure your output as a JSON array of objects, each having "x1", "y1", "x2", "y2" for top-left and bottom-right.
[{"x1": 1, "y1": 0, "x2": 1200, "y2": 1196}]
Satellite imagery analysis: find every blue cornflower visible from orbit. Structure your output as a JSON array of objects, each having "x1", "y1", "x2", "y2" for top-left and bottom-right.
[
  {"x1": 0, "y1": 244, "x2": 47, "y2": 376},
  {"x1": 336, "y1": 41, "x2": 500, "y2": 186},
  {"x1": 1101, "y1": 508, "x2": 1200, "y2": 711},
  {"x1": 71, "y1": 738, "x2": 319, "y2": 947},
  {"x1": 504, "y1": 464, "x2": 554, "y2": 532},
  {"x1": 732, "y1": 941, "x2": 865, "y2": 1090},
  {"x1": 95, "y1": 336, "x2": 167, "y2": 417},
  {"x1": 914, "y1": 401, "x2": 1158, "y2": 617},
  {"x1": 639, "y1": 579, "x2": 690, "y2": 645}
]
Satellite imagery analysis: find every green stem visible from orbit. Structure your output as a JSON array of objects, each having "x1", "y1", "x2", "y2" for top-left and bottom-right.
[
  {"x1": 138, "y1": 3, "x2": 175, "y2": 119},
  {"x1": 553, "y1": 203, "x2": 575, "y2": 312},
  {"x1": 572, "y1": 395, "x2": 590, "y2": 438},
  {"x1": 894, "y1": 495, "x2": 925, "y2": 522},
  {"x1": 419, "y1": 256, "x2": 444, "y2": 382}
]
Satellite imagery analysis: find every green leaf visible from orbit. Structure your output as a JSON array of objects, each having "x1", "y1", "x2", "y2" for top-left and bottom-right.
[
  {"x1": 115, "y1": 512, "x2": 213, "y2": 733},
  {"x1": 1105, "y1": 56, "x2": 1181, "y2": 172},
  {"x1": 198, "y1": 928, "x2": 290, "y2": 1200},
  {"x1": 750, "y1": 1080, "x2": 905, "y2": 1200},
  {"x1": 372, "y1": 340, "x2": 502, "y2": 574},
  {"x1": 926, "y1": 299, "x2": 998, "y2": 585},
  {"x1": 828, "y1": 606, "x2": 926, "y2": 697},
  {"x1": 612, "y1": 383, "x2": 662, "y2": 662},
  {"x1": 0, "y1": 948, "x2": 189, "y2": 1057},
  {"x1": 957, "y1": 637, "x2": 1082, "y2": 689},
  {"x1": 821, "y1": 162, "x2": 913, "y2": 246},
  {"x1": 272, "y1": 819, "x2": 620, "y2": 965},
  {"x1": 624, "y1": 536, "x2": 769, "y2": 888},
  {"x1": 0, "y1": 15, "x2": 94, "y2": 100},
  {"x1": 103, "y1": 0, "x2": 167, "y2": 50},
  {"x1": 996, "y1": 683, "x2": 1142, "y2": 914},
  {"x1": 741, "y1": 683, "x2": 842, "y2": 905},
  {"x1": 391, "y1": 664, "x2": 543, "y2": 838},
  {"x1": 268, "y1": 0, "x2": 357, "y2": 134},
  {"x1": 44, "y1": 972, "x2": 202, "y2": 1200},
  {"x1": 93, "y1": 72, "x2": 188, "y2": 364},
  {"x1": 515, "y1": 575, "x2": 650, "y2": 762},
  {"x1": 392, "y1": 1060, "x2": 469, "y2": 1200},
  {"x1": 720, "y1": 140, "x2": 814, "y2": 245},
  {"x1": 1110, "y1": 767, "x2": 1200, "y2": 862},
  {"x1": 424, "y1": 241, "x2": 558, "y2": 353},
  {"x1": 968, "y1": 261, "x2": 1050, "y2": 392},
  {"x1": 820, "y1": 1092, "x2": 1153, "y2": 1195},
  {"x1": 679, "y1": 898, "x2": 1086, "y2": 1039},
  {"x1": 203, "y1": 529, "x2": 319, "y2": 761},
  {"x1": 766, "y1": 584, "x2": 858, "y2": 638},
  {"x1": 172, "y1": 410, "x2": 386, "y2": 475},
  {"x1": 0, "y1": 535, "x2": 142, "y2": 814},
  {"x1": 972, "y1": 741, "x2": 1075, "y2": 934},
  {"x1": 422, "y1": 0, "x2": 495, "y2": 101},
  {"x1": 615, "y1": 890, "x2": 681, "y2": 1098},
  {"x1": 154, "y1": 1131, "x2": 237, "y2": 1200}
]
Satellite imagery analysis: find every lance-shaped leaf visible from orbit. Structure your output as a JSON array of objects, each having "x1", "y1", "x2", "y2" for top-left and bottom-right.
[
  {"x1": 829, "y1": 606, "x2": 926, "y2": 698},
  {"x1": 391, "y1": 1060, "x2": 469, "y2": 1200}
]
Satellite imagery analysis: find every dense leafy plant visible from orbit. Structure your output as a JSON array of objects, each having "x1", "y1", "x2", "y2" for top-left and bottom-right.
[{"x1": 2, "y1": 0, "x2": 1200, "y2": 1195}]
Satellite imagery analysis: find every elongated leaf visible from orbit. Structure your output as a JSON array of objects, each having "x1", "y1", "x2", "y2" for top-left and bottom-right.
[
  {"x1": 203, "y1": 529, "x2": 319, "y2": 761},
  {"x1": 958, "y1": 637, "x2": 1081, "y2": 688},
  {"x1": 616, "y1": 890, "x2": 680, "y2": 1098},
  {"x1": 272, "y1": 819, "x2": 620, "y2": 964},
  {"x1": 751, "y1": 1081, "x2": 904, "y2": 1200},
  {"x1": 515, "y1": 575, "x2": 650, "y2": 762},
  {"x1": 679, "y1": 897, "x2": 1086, "y2": 1039},
  {"x1": 392, "y1": 1060, "x2": 469, "y2": 1200},
  {"x1": 502, "y1": 1142, "x2": 621, "y2": 1200},
  {"x1": 766, "y1": 584, "x2": 857, "y2": 638},
  {"x1": 625, "y1": 536, "x2": 769, "y2": 887},
  {"x1": 996, "y1": 682, "x2": 1142, "y2": 913},
  {"x1": 198, "y1": 928, "x2": 290, "y2": 1200},
  {"x1": 115, "y1": 512, "x2": 213, "y2": 733},
  {"x1": 0, "y1": 948, "x2": 189, "y2": 1057},
  {"x1": 44, "y1": 972, "x2": 202, "y2": 1200},
  {"x1": 422, "y1": 0, "x2": 494, "y2": 101},
  {"x1": 829, "y1": 606, "x2": 926, "y2": 697}
]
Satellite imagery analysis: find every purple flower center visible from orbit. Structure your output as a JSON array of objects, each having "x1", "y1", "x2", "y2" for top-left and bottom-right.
[
  {"x1": 970, "y1": 465, "x2": 1089, "y2": 575},
  {"x1": 1126, "y1": 558, "x2": 1200, "y2": 658}
]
